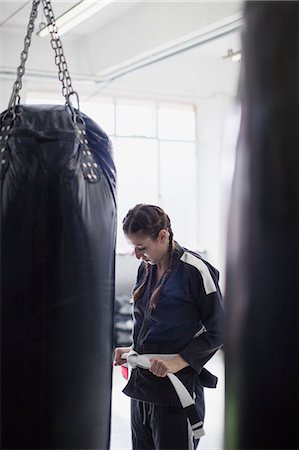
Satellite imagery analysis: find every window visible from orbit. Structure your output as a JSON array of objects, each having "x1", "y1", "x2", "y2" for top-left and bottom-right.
[
  {"x1": 26, "y1": 93, "x2": 197, "y2": 252},
  {"x1": 159, "y1": 141, "x2": 197, "y2": 250},
  {"x1": 158, "y1": 103, "x2": 196, "y2": 141},
  {"x1": 81, "y1": 101, "x2": 115, "y2": 135},
  {"x1": 116, "y1": 100, "x2": 155, "y2": 137},
  {"x1": 113, "y1": 100, "x2": 197, "y2": 252}
]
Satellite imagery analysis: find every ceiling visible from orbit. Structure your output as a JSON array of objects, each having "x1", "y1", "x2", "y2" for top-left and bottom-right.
[
  {"x1": 0, "y1": 1, "x2": 143, "y2": 36},
  {"x1": 0, "y1": 1, "x2": 243, "y2": 100}
]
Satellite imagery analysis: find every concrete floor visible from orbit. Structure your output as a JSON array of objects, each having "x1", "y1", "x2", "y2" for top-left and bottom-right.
[{"x1": 110, "y1": 350, "x2": 225, "y2": 450}]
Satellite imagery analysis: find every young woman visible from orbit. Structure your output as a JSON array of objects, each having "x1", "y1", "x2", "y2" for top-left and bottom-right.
[{"x1": 114, "y1": 204, "x2": 224, "y2": 450}]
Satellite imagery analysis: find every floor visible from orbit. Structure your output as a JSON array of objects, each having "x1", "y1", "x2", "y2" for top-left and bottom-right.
[{"x1": 110, "y1": 350, "x2": 225, "y2": 450}]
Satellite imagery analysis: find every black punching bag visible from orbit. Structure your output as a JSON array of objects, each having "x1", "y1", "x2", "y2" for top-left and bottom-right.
[
  {"x1": 0, "y1": 2, "x2": 117, "y2": 449},
  {"x1": 225, "y1": 2, "x2": 297, "y2": 449}
]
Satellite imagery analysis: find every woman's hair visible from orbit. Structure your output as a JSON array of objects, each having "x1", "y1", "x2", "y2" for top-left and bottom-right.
[{"x1": 122, "y1": 204, "x2": 174, "y2": 307}]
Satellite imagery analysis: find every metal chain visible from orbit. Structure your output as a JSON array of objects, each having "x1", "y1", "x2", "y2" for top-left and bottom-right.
[
  {"x1": 38, "y1": 0, "x2": 100, "y2": 182},
  {"x1": 41, "y1": 0, "x2": 76, "y2": 106},
  {"x1": 2, "y1": 0, "x2": 100, "y2": 183},
  {"x1": 2, "y1": 0, "x2": 41, "y2": 176},
  {"x1": 7, "y1": 0, "x2": 77, "y2": 110},
  {"x1": 39, "y1": 0, "x2": 101, "y2": 182},
  {"x1": 7, "y1": 0, "x2": 41, "y2": 111}
]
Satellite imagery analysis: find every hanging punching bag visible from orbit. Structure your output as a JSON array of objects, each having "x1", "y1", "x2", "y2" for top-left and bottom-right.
[
  {"x1": 0, "y1": 1, "x2": 117, "y2": 449},
  {"x1": 225, "y1": 2, "x2": 297, "y2": 449}
]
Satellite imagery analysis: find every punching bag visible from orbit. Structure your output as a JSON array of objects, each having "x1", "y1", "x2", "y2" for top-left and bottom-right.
[
  {"x1": 225, "y1": 2, "x2": 297, "y2": 449},
  {"x1": 0, "y1": 1, "x2": 117, "y2": 449}
]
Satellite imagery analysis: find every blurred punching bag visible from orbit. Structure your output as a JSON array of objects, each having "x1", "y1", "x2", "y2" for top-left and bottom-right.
[
  {"x1": 0, "y1": 1, "x2": 116, "y2": 449},
  {"x1": 225, "y1": 2, "x2": 297, "y2": 449}
]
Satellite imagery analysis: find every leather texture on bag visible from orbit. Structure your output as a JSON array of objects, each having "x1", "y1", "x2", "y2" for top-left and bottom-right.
[{"x1": 0, "y1": 104, "x2": 117, "y2": 449}]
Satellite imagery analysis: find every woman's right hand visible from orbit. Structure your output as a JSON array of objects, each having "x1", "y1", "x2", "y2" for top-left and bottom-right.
[{"x1": 113, "y1": 346, "x2": 132, "y2": 366}]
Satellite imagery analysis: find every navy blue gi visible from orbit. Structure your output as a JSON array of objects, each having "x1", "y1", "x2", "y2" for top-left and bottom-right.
[{"x1": 123, "y1": 243, "x2": 224, "y2": 450}]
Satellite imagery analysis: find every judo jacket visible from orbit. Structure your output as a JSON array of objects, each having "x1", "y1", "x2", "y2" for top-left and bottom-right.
[{"x1": 123, "y1": 242, "x2": 225, "y2": 407}]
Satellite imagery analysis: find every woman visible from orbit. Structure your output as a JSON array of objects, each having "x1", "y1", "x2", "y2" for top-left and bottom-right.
[{"x1": 114, "y1": 204, "x2": 224, "y2": 450}]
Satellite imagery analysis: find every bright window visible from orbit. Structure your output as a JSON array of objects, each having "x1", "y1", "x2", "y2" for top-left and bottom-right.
[
  {"x1": 114, "y1": 137, "x2": 159, "y2": 251},
  {"x1": 159, "y1": 141, "x2": 197, "y2": 250},
  {"x1": 81, "y1": 101, "x2": 115, "y2": 135},
  {"x1": 116, "y1": 100, "x2": 156, "y2": 137},
  {"x1": 158, "y1": 103, "x2": 195, "y2": 141}
]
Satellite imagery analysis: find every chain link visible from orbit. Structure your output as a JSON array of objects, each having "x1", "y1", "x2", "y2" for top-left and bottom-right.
[
  {"x1": 41, "y1": 0, "x2": 75, "y2": 103},
  {"x1": 8, "y1": 0, "x2": 41, "y2": 110},
  {"x1": 8, "y1": 0, "x2": 77, "y2": 111},
  {"x1": 3, "y1": 0, "x2": 100, "y2": 183}
]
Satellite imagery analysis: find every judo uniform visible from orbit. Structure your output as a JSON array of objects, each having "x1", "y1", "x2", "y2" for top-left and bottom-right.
[{"x1": 123, "y1": 243, "x2": 225, "y2": 450}]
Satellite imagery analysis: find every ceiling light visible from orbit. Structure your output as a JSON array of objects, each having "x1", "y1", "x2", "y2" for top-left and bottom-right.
[
  {"x1": 223, "y1": 48, "x2": 242, "y2": 62},
  {"x1": 37, "y1": 0, "x2": 114, "y2": 37}
]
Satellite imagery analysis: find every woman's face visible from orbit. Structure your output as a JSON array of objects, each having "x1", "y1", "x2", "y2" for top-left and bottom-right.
[{"x1": 126, "y1": 230, "x2": 169, "y2": 265}]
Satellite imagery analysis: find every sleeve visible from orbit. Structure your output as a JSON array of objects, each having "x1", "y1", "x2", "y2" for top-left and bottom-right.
[{"x1": 179, "y1": 262, "x2": 225, "y2": 375}]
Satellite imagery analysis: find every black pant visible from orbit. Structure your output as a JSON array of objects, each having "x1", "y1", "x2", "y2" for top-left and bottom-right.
[{"x1": 131, "y1": 399, "x2": 200, "y2": 450}]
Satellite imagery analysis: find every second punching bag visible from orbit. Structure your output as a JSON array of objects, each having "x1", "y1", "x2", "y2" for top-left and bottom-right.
[
  {"x1": 225, "y1": 2, "x2": 297, "y2": 449},
  {"x1": 0, "y1": 1, "x2": 117, "y2": 449}
]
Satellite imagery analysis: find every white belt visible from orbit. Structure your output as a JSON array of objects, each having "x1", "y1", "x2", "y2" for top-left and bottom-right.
[{"x1": 123, "y1": 349, "x2": 205, "y2": 440}]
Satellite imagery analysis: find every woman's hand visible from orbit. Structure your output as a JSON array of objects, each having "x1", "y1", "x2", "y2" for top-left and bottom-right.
[
  {"x1": 149, "y1": 355, "x2": 189, "y2": 377},
  {"x1": 113, "y1": 346, "x2": 132, "y2": 366}
]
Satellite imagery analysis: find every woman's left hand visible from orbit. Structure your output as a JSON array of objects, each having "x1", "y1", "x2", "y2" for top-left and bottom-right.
[{"x1": 149, "y1": 355, "x2": 189, "y2": 377}]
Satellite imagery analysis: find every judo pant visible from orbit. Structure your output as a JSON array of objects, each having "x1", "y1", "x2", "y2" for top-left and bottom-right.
[{"x1": 131, "y1": 386, "x2": 204, "y2": 450}]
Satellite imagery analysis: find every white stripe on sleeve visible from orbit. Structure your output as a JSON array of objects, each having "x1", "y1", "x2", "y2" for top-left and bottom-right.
[{"x1": 180, "y1": 252, "x2": 217, "y2": 295}]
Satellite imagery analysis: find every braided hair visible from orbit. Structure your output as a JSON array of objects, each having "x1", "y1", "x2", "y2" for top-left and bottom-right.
[{"x1": 122, "y1": 204, "x2": 174, "y2": 307}]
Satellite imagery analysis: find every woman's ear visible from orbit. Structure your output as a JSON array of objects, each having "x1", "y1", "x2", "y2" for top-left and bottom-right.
[{"x1": 158, "y1": 229, "x2": 168, "y2": 242}]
